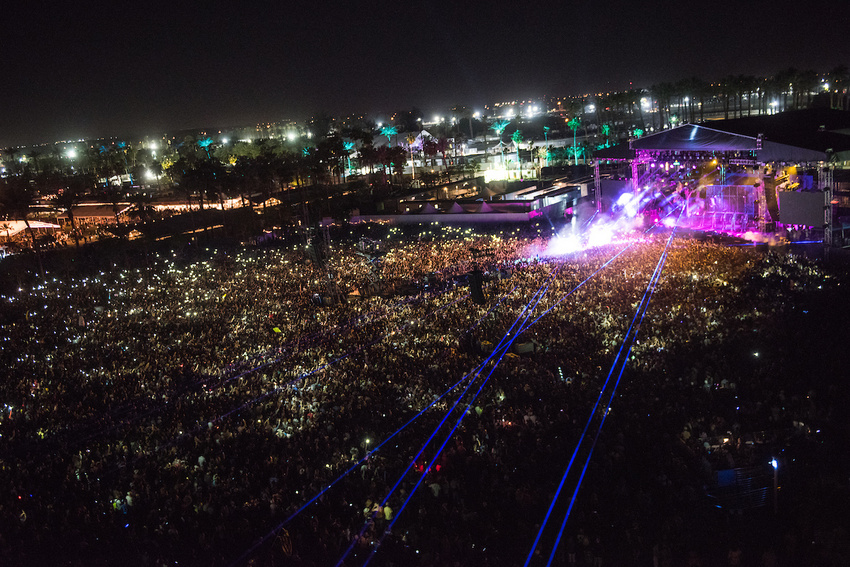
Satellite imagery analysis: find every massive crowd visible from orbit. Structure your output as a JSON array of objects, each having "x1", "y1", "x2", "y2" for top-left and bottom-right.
[{"x1": 0, "y1": 223, "x2": 847, "y2": 567}]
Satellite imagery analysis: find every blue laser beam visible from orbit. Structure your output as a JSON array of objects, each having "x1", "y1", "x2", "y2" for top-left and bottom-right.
[
  {"x1": 544, "y1": 214, "x2": 680, "y2": 566},
  {"x1": 524, "y1": 209, "x2": 683, "y2": 566}
]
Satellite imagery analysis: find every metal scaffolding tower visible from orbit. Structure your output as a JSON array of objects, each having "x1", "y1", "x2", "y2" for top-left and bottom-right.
[
  {"x1": 819, "y1": 164, "x2": 833, "y2": 250},
  {"x1": 593, "y1": 160, "x2": 602, "y2": 212}
]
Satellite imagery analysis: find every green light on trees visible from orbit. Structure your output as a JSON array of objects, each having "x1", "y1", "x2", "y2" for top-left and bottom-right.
[
  {"x1": 511, "y1": 130, "x2": 523, "y2": 176},
  {"x1": 491, "y1": 120, "x2": 510, "y2": 166},
  {"x1": 343, "y1": 141, "x2": 355, "y2": 174},
  {"x1": 380, "y1": 125, "x2": 398, "y2": 147},
  {"x1": 197, "y1": 137, "x2": 214, "y2": 159},
  {"x1": 567, "y1": 116, "x2": 581, "y2": 166}
]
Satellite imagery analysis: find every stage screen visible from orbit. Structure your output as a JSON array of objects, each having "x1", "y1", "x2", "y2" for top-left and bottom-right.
[
  {"x1": 778, "y1": 191, "x2": 824, "y2": 227},
  {"x1": 704, "y1": 186, "x2": 755, "y2": 215}
]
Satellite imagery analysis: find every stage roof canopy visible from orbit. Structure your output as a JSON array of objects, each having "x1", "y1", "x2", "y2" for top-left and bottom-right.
[
  {"x1": 631, "y1": 124, "x2": 757, "y2": 152},
  {"x1": 630, "y1": 123, "x2": 829, "y2": 163}
]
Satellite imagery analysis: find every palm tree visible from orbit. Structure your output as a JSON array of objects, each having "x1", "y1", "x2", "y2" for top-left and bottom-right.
[
  {"x1": 129, "y1": 192, "x2": 155, "y2": 221},
  {"x1": 650, "y1": 82, "x2": 675, "y2": 128},
  {"x1": 435, "y1": 137, "x2": 451, "y2": 171},
  {"x1": 775, "y1": 68, "x2": 798, "y2": 111},
  {"x1": 717, "y1": 77, "x2": 736, "y2": 119},
  {"x1": 404, "y1": 133, "x2": 418, "y2": 180},
  {"x1": 795, "y1": 70, "x2": 819, "y2": 109},
  {"x1": 422, "y1": 139, "x2": 438, "y2": 169},
  {"x1": 343, "y1": 141, "x2": 356, "y2": 179},
  {"x1": 379, "y1": 125, "x2": 398, "y2": 149},
  {"x1": 25, "y1": 149, "x2": 43, "y2": 177},
  {"x1": 600, "y1": 124, "x2": 612, "y2": 147},
  {"x1": 358, "y1": 144, "x2": 379, "y2": 175},
  {"x1": 511, "y1": 130, "x2": 523, "y2": 177},
  {"x1": 567, "y1": 116, "x2": 581, "y2": 165},
  {"x1": 387, "y1": 147, "x2": 408, "y2": 185},
  {"x1": 763, "y1": 74, "x2": 783, "y2": 114},
  {"x1": 52, "y1": 183, "x2": 83, "y2": 248},
  {"x1": 197, "y1": 137, "x2": 215, "y2": 160},
  {"x1": 128, "y1": 193, "x2": 156, "y2": 239},
  {"x1": 828, "y1": 65, "x2": 849, "y2": 110},
  {"x1": 739, "y1": 75, "x2": 759, "y2": 116},
  {"x1": 626, "y1": 89, "x2": 646, "y2": 130},
  {"x1": 2, "y1": 147, "x2": 21, "y2": 176},
  {"x1": 490, "y1": 120, "x2": 510, "y2": 167},
  {"x1": 114, "y1": 142, "x2": 133, "y2": 184},
  {"x1": 103, "y1": 184, "x2": 129, "y2": 238}
]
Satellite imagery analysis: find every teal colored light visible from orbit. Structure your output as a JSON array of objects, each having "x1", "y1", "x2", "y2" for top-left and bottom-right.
[
  {"x1": 567, "y1": 116, "x2": 581, "y2": 166},
  {"x1": 490, "y1": 120, "x2": 509, "y2": 135},
  {"x1": 380, "y1": 125, "x2": 398, "y2": 146},
  {"x1": 633, "y1": 128, "x2": 645, "y2": 138}
]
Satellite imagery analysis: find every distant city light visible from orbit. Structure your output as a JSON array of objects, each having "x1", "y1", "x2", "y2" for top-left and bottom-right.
[{"x1": 66, "y1": 149, "x2": 77, "y2": 159}]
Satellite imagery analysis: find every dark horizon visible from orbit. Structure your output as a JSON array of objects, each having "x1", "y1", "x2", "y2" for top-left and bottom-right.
[{"x1": 1, "y1": 0, "x2": 845, "y2": 148}]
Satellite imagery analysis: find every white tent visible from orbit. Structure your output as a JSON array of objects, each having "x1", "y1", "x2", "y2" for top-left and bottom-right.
[{"x1": 0, "y1": 220, "x2": 60, "y2": 238}]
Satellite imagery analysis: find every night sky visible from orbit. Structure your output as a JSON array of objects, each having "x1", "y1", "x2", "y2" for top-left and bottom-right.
[{"x1": 1, "y1": 0, "x2": 844, "y2": 147}]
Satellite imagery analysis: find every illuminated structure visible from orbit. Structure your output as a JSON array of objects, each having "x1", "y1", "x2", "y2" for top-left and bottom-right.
[{"x1": 594, "y1": 110, "x2": 850, "y2": 246}]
